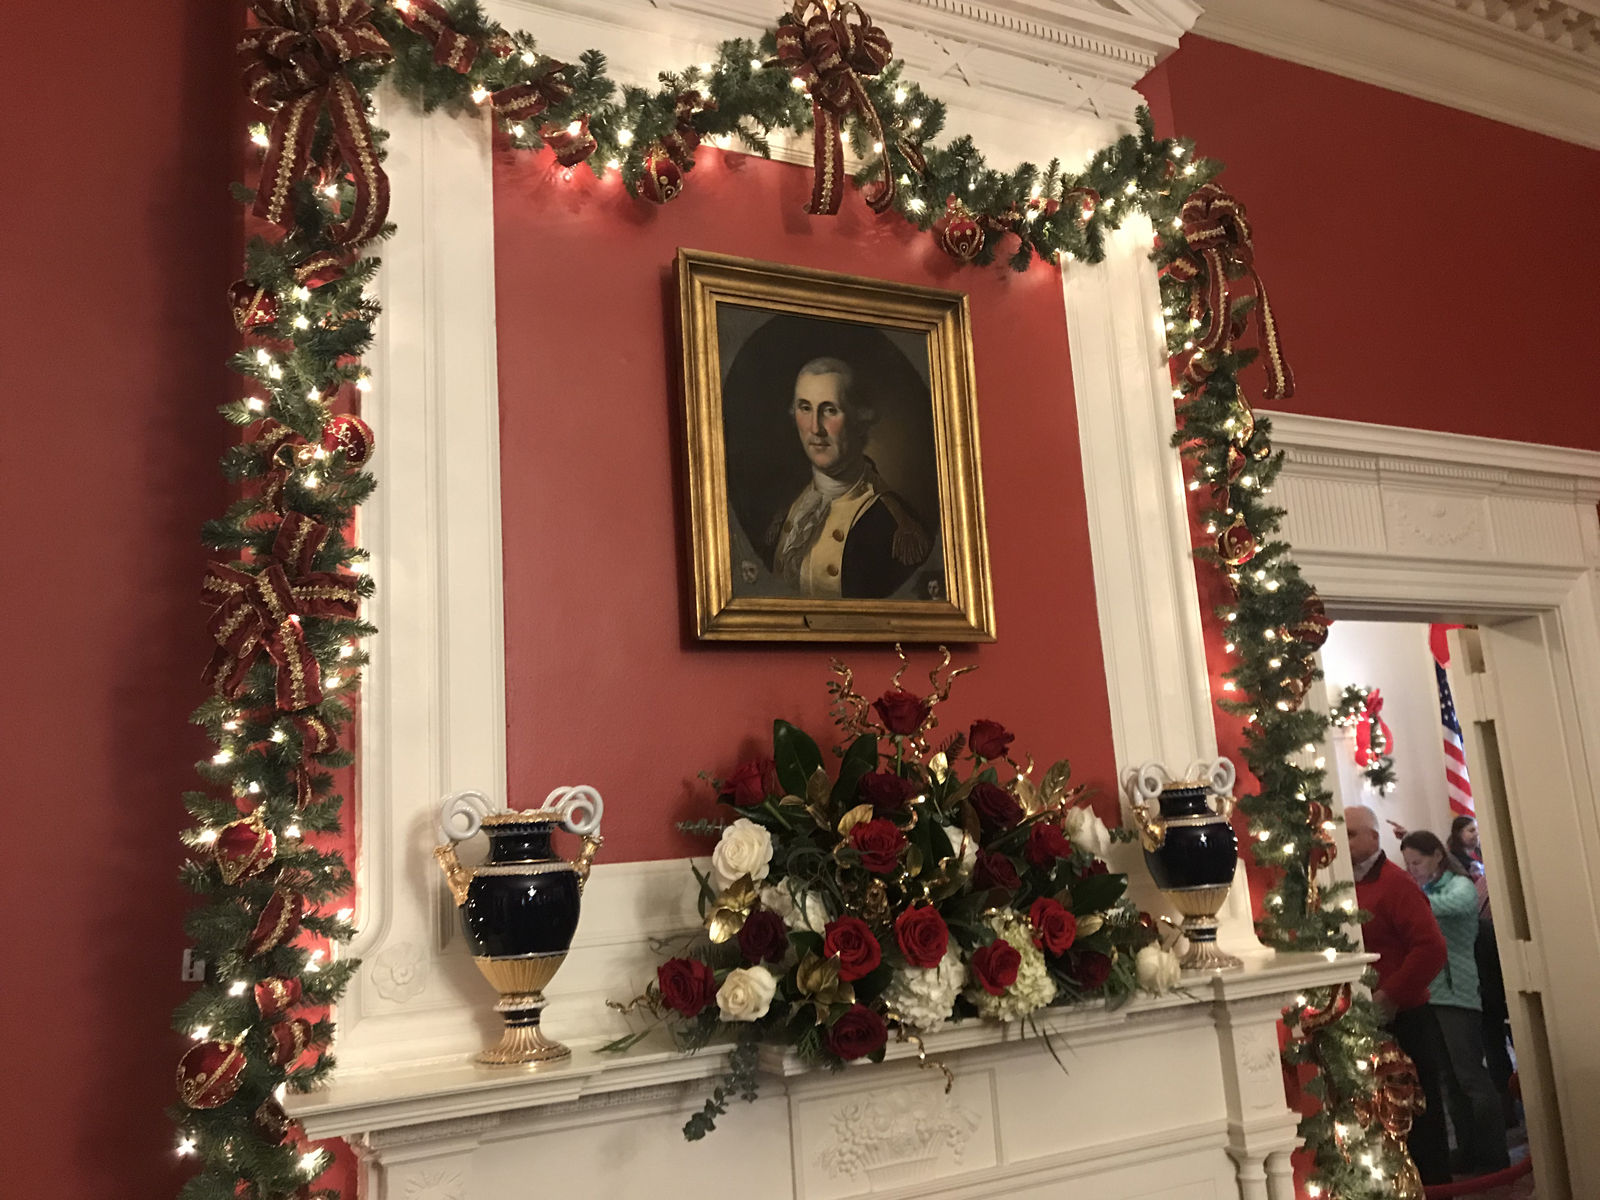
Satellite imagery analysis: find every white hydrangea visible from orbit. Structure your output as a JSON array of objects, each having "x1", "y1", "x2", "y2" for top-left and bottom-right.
[
  {"x1": 758, "y1": 882, "x2": 831, "y2": 933},
  {"x1": 1135, "y1": 943, "x2": 1182, "y2": 993},
  {"x1": 882, "y1": 945, "x2": 968, "y2": 1031},
  {"x1": 965, "y1": 911, "x2": 1057, "y2": 1023}
]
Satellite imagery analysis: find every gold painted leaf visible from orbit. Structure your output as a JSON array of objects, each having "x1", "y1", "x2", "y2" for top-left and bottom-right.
[
  {"x1": 928, "y1": 752, "x2": 949, "y2": 783},
  {"x1": 704, "y1": 875, "x2": 757, "y2": 942},
  {"x1": 1041, "y1": 759, "x2": 1074, "y2": 805},
  {"x1": 707, "y1": 907, "x2": 747, "y2": 943},
  {"x1": 778, "y1": 793, "x2": 808, "y2": 808},
  {"x1": 1076, "y1": 913, "x2": 1104, "y2": 938},
  {"x1": 806, "y1": 766, "x2": 832, "y2": 807},
  {"x1": 836, "y1": 803, "x2": 875, "y2": 837},
  {"x1": 905, "y1": 844, "x2": 924, "y2": 877},
  {"x1": 1011, "y1": 774, "x2": 1042, "y2": 816}
]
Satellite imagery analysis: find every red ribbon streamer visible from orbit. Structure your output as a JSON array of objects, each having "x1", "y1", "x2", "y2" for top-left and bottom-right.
[
  {"x1": 1166, "y1": 183, "x2": 1294, "y2": 401},
  {"x1": 1353, "y1": 689, "x2": 1395, "y2": 768},
  {"x1": 659, "y1": 91, "x2": 710, "y2": 167},
  {"x1": 775, "y1": 1, "x2": 894, "y2": 216},
  {"x1": 394, "y1": 0, "x2": 478, "y2": 73},
  {"x1": 202, "y1": 513, "x2": 361, "y2": 712},
  {"x1": 239, "y1": 0, "x2": 393, "y2": 246}
]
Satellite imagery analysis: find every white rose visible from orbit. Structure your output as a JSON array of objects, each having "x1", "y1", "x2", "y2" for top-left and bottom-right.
[
  {"x1": 758, "y1": 883, "x2": 831, "y2": 933},
  {"x1": 940, "y1": 824, "x2": 978, "y2": 879},
  {"x1": 716, "y1": 965, "x2": 778, "y2": 1022},
  {"x1": 1062, "y1": 805, "x2": 1110, "y2": 858},
  {"x1": 1135, "y1": 943, "x2": 1182, "y2": 993},
  {"x1": 710, "y1": 818, "x2": 774, "y2": 893}
]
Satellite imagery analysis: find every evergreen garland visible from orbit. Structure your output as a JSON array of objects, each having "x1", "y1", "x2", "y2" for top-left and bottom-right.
[{"x1": 178, "y1": 3, "x2": 1411, "y2": 1196}]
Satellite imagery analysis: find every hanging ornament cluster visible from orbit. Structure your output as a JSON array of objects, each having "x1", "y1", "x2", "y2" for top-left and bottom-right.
[
  {"x1": 1303, "y1": 800, "x2": 1340, "y2": 911},
  {"x1": 544, "y1": 115, "x2": 598, "y2": 167},
  {"x1": 1331, "y1": 684, "x2": 1398, "y2": 794}
]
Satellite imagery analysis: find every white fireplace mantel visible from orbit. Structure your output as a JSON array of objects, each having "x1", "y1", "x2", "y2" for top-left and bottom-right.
[{"x1": 292, "y1": 954, "x2": 1368, "y2": 1200}]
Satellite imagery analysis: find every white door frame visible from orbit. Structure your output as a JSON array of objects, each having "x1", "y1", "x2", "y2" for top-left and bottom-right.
[{"x1": 1264, "y1": 409, "x2": 1600, "y2": 1198}]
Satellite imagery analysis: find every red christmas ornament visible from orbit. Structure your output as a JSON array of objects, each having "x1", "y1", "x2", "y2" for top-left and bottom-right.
[
  {"x1": 638, "y1": 146, "x2": 683, "y2": 204},
  {"x1": 177, "y1": 1039, "x2": 246, "y2": 1109},
  {"x1": 253, "y1": 1097, "x2": 297, "y2": 1144},
  {"x1": 230, "y1": 280, "x2": 279, "y2": 332},
  {"x1": 543, "y1": 115, "x2": 597, "y2": 167},
  {"x1": 245, "y1": 890, "x2": 305, "y2": 957},
  {"x1": 933, "y1": 196, "x2": 984, "y2": 263},
  {"x1": 214, "y1": 810, "x2": 277, "y2": 885},
  {"x1": 321, "y1": 413, "x2": 375, "y2": 466},
  {"x1": 1288, "y1": 590, "x2": 1332, "y2": 649},
  {"x1": 254, "y1": 976, "x2": 304, "y2": 1019},
  {"x1": 1217, "y1": 514, "x2": 1258, "y2": 566},
  {"x1": 268, "y1": 1017, "x2": 315, "y2": 1067}
]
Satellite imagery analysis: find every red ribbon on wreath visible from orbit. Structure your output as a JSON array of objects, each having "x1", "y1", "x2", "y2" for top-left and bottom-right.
[
  {"x1": 491, "y1": 61, "x2": 573, "y2": 121},
  {"x1": 1165, "y1": 183, "x2": 1294, "y2": 401},
  {"x1": 393, "y1": 0, "x2": 478, "y2": 73},
  {"x1": 775, "y1": 1, "x2": 895, "y2": 216},
  {"x1": 252, "y1": 420, "x2": 313, "y2": 513},
  {"x1": 202, "y1": 513, "x2": 361, "y2": 712},
  {"x1": 239, "y1": 0, "x2": 394, "y2": 246},
  {"x1": 1353, "y1": 689, "x2": 1394, "y2": 769}
]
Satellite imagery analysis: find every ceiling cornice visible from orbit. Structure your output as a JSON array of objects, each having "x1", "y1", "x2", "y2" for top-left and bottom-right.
[{"x1": 1193, "y1": 0, "x2": 1600, "y2": 149}]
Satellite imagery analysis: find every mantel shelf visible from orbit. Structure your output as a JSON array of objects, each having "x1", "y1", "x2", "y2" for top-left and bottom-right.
[{"x1": 290, "y1": 951, "x2": 1371, "y2": 1143}]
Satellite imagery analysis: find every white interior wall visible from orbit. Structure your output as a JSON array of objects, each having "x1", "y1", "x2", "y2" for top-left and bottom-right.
[{"x1": 1320, "y1": 620, "x2": 1460, "y2": 860}]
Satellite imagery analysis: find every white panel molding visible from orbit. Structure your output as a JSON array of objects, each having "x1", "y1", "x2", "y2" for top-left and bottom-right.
[{"x1": 1196, "y1": 0, "x2": 1600, "y2": 150}]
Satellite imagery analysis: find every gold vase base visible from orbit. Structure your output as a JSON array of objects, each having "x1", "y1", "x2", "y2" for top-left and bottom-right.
[
  {"x1": 1177, "y1": 937, "x2": 1243, "y2": 972},
  {"x1": 476, "y1": 1022, "x2": 571, "y2": 1067}
]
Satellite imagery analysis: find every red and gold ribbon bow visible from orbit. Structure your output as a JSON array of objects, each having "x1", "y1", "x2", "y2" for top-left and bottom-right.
[
  {"x1": 1166, "y1": 182, "x2": 1294, "y2": 400},
  {"x1": 238, "y1": 0, "x2": 393, "y2": 246},
  {"x1": 491, "y1": 60, "x2": 573, "y2": 121},
  {"x1": 251, "y1": 419, "x2": 316, "y2": 513},
  {"x1": 660, "y1": 91, "x2": 711, "y2": 167},
  {"x1": 1353, "y1": 689, "x2": 1394, "y2": 768},
  {"x1": 202, "y1": 513, "x2": 361, "y2": 711},
  {"x1": 775, "y1": 1, "x2": 894, "y2": 216},
  {"x1": 393, "y1": 0, "x2": 478, "y2": 73}
]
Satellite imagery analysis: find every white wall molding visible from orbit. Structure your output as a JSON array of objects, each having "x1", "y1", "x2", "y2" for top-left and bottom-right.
[{"x1": 1195, "y1": 0, "x2": 1600, "y2": 150}]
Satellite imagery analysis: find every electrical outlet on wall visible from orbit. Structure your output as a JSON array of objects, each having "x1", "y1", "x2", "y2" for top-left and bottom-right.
[{"x1": 181, "y1": 948, "x2": 206, "y2": 982}]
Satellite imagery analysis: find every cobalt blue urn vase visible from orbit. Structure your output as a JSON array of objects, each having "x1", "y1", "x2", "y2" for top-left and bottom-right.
[
  {"x1": 433, "y1": 787, "x2": 604, "y2": 1065},
  {"x1": 1127, "y1": 759, "x2": 1241, "y2": 971}
]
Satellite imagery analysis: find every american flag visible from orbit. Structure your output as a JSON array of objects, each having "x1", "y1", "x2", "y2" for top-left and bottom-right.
[{"x1": 1431, "y1": 624, "x2": 1475, "y2": 817}]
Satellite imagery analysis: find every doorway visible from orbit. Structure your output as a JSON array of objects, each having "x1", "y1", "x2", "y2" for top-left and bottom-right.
[{"x1": 1318, "y1": 614, "x2": 1595, "y2": 1199}]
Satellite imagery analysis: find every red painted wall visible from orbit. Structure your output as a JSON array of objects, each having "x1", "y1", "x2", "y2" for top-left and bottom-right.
[
  {"x1": 493, "y1": 147, "x2": 1120, "y2": 861},
  {"x1": 1142, "y1": 36, "x2": 1600, "y2": 449},
  {"x1": 3, "y1": 3, "x2": 239, "y2": 1198}
]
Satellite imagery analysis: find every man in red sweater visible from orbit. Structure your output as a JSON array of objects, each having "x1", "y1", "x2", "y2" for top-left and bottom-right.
[{"x1": 1347, "y1": 803, "x2": 1451, "y2": 1184}]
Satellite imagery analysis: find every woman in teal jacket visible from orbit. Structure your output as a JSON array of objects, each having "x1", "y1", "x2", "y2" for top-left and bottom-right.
[{"x1": 1401, "y1": 831, "x2": 1510, "y2": 1177}]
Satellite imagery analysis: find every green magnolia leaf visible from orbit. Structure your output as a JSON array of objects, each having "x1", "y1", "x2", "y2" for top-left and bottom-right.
[
  {"x1": 806, "y1": 765, "x2": 831, "y2": 807},
  {"x1": 830, "y1": 734, "x2": 880, "y2": 807},
  {"x1": 1069, "y1": 870, "x2": 1128, "y2": 916},
  {"x1": 774, "y1": 719, "x2": 825, "y2": 798}
]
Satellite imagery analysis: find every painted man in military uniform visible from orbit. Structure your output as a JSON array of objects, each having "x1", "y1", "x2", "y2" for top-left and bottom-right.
[{"x1": 764, "y1": 357, "x2": 932, "y2": 599}]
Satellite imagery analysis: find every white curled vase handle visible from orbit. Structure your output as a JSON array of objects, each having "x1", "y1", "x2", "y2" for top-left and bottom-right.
[{"x1": 545, "y1": 785, "x2": 605, "y2": 892}]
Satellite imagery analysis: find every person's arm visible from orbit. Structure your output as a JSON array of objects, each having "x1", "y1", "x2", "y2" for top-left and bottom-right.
[
  {"x1": 1427, "y1": 873, "x2": 1479, "y2": 921},
  {"x1": 1381, "y1": 878, "x2": 1448, "y2": 1011}
]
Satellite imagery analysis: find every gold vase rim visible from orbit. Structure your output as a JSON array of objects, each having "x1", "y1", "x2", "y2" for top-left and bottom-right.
[{"x1": 480, "y1": 809, "x2": 566, "y2": 826}]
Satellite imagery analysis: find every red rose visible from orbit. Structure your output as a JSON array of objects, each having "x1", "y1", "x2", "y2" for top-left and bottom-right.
[
  {"x1": 858, "y1": 771, "x2": 916, "y2": 813},
  {"x1": 973, "y1": 851, "x2": 1020, "y2": 893},
  {"x1": 970, "y1": 782, "x2": 1024, "y2": 832},
  {"x1": 850, "y1": 818, "x2": 908, "y2": 875},
  {"x1": 737, "y1": 908, "x2": 790, "y2": 964},
  {"x1": 893, "y1": 903, "x2": 950, "y2": 969},
  {"x1": 873, "y1": 688, "x2": 928, "y2": 735},
  {"x1": 657, "y1": 957, "x2": 717, "y2": 1017},
  {"x1": 968, "y1": 719, "x2": 1014, "y2": 761},
  {"x1": 826, "y1": 1004, "x2": 888, "y2": 1061},
  {"x1": 823, "y1": 916, "x2": 883, "y2": 982},
  {"x1": 1069, "y1": 950, "x2": 1112, "y2": 989},
  {"x1": 1076, "y1": 859, "x2": 1110, "y2": 880},
  {"x1": 1025, "y1": 822, "x2": 1073, "y2": 869},
  {"x1": 722, "y1": 757, "x2": 776, "y2": 807},
  {"x1": 970, "y1": 939, "x2": 1021, "y2": 995},
  {"x1": 1028, "y1": 897, "x2": 1078, "y2": 956}
]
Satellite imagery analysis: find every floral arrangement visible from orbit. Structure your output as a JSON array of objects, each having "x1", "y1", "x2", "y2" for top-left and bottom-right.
[{"x1": 605, "y1": 651, "x2": 1183, "y2": 1138}]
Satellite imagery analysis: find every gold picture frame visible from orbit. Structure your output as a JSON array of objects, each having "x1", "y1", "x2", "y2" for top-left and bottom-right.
[{"x1": 677, "y1": 249, "x2": 995, "y2": 642}]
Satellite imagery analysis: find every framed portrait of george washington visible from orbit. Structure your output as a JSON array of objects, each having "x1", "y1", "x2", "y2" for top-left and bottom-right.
[{"x1": 676, "y1": 249, "x2": 994, "y2": 642}]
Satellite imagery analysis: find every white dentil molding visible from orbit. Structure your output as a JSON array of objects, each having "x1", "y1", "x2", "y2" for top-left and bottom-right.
[{"x1": 1195, "y1": 0, "x2": 1600, "y2": 150}]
